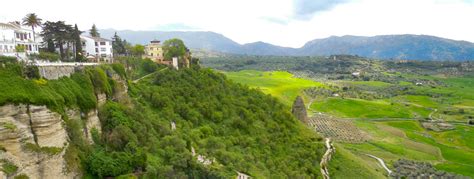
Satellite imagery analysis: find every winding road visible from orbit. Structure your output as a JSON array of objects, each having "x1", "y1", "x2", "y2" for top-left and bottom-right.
[
  {"x1": 320, "y1": 138, "x2": 335, "y2": 179},
  {"x1": 365, "y1": 154, "x2": 392, "y2": 176}
]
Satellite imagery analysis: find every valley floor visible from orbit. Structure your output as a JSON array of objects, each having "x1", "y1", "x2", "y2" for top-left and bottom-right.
[{"x1": 222, "y1": 70, "x2": 474, "y2": 178}]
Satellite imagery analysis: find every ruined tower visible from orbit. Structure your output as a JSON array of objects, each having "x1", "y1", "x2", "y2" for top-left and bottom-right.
[{"x1": 292, "y1": 96, "x2": 308, "y2": 123}]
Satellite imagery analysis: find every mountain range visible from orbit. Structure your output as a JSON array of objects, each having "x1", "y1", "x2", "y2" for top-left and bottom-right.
[{"x1": 100, "y1": 29, "x2": 474, "y2": 61}]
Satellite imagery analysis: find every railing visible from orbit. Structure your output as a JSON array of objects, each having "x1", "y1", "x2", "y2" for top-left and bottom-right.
[{"x1": 32, "y1": 61, "x2": 99, "y2": 67}]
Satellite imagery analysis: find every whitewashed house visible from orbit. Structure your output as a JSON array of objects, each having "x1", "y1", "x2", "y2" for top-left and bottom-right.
[
  {"x1": 0, "y1": 22, "x2": 40, "y2": 58},
  {"x1": 80, "y1": 35, "x2": 113, "y2": 62}
]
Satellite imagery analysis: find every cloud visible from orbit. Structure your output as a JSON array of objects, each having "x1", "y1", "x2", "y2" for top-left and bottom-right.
[
  {"x1": 293, "y1": 0, "x2": 350, "y2": 20},
  {"x1": 153, "y1": 23, "x2": 201, "y2": 31},
  {"x1": 260, "y1": 17, "x2": 290, "y2": 25}
]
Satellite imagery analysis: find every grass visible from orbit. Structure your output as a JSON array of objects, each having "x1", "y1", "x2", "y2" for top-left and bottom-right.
[
  {"x1": 224, "y1": 70, "x2": 323, "y2": 105},
  {"x1": 311, "y1": 98, "x2": 413, "y2": 118},
  {"x1": 24, "y1": 143, "x2": 63, "y2": 156},
  {"x1": 221, "y1": 70, "x2": 474, "y2": 177},
  {"x1": 328, "y1": 144, "x2": 386, "y2": 179},
  {"x1": 1, "y1": 159, "x2": 18, "y2": 175}
]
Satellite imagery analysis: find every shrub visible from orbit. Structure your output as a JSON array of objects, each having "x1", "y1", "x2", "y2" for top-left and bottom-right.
[
  {"x1": 30, "y1": 52, "x2": 60, "y2": 62},
  {"x1": 87, "y1": 67, "x2": 112, "y2": 95},
  {"x1": 85, "y1": 149, "x2": 134, "y2": 177},
  {"x1": 1, "y1": 159, "x2": 18, "y2": 175},
  {"x1": 14, "y1": 174, "x2": 29, "y2": 179},
  {"x1": 23, "y1": 65, "x2": 40, "y2": 79},
  {"x1": 0, "y1": 56, "x2": 17, "y2": 63},
  {"x1": 2, "y1": 122, "x2": 16, "y2": 131},
  {"x1": 15, "y1": 45, "x2": 25, "y2": 53},
  {"x1": 111, "y1": 63, "x2": 127, "y2": 79},
  {"x1": 24, "y1": 143, "x2": 62, "y2": 155}
]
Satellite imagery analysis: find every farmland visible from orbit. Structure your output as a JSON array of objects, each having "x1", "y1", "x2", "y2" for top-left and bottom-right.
[{"x1": 217, "y1": 62, "x2": 474, "y2": 177}]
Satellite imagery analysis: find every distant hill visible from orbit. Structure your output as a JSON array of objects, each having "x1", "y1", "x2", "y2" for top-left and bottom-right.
[
  {"x1": 298, "y1": 35, "x2": 474, "y2": 61},
  {"x1": 101, "y1": 29, "x2": 474, "y2": 60}
]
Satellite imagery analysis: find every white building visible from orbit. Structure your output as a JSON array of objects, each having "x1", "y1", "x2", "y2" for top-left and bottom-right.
[
  {"x1": 80, "y1": 35, "x2": 113, "y2": 62},
  {"x1": 0, "y1": 22, "x2": 40, "y2": 58}
]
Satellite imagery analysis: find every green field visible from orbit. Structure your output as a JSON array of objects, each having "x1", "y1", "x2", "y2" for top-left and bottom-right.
[
  {"x1": 224, "y1": 70, "x2": 323, "y2": 105},
  {"x1": 222, "y1": 70, "x2": 474, "y2": 177}
]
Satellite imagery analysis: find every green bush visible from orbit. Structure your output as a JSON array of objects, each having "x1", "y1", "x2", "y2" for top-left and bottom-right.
[
  {"x1": 87, "y1": 67, "x2": 112, "y2": 96},
  {"x1": 0, "y1": 56, "x2": 17, "y2": 63},
  {"x1": 24, "y1": 143, "x2": 62, "y2": 155},
  {"x1": 14, "y1": 174, "x2": 29, "y2": 179},
  {"x1": 23, "y1": 65, "x2": 40, "y2": 79},
  {"x1": 1, "y1": 160, "x2": 18, "y2": 175},
  {"x1": 111, "y1": 63, "x2": 127, "y2": 79},
  {"x1": 30, "y1": 52, "x2": 60, "y2": 62}
]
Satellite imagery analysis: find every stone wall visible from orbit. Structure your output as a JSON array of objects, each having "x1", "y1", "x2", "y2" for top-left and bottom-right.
[{"x1": 37, "y1": 66, "x2": 77, "y2": 80}]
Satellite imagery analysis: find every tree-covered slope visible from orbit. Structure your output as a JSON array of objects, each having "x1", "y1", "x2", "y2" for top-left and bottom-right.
[
  {"x1": 0, "y1": 60, "x2": 325, "y2": 178},
  {"x1": 119, "y1": 67, "x2": 325, "y2": 178}
]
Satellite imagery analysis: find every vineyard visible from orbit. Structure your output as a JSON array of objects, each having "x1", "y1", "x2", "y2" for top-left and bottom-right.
[{"x1": 308, "y1": 114, "x2": 369, "y2": 143}]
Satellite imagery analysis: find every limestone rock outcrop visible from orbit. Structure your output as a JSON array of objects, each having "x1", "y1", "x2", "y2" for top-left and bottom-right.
[
  {"x1": 0, "y1": 104, "x2": 75, "y2": 179},
  {"x1": 292, "y1": 96, "x2": 308, "y2": 123}
]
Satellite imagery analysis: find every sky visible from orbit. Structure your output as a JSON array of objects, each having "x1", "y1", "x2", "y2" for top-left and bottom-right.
[{"x1": 1, "y1": 0, "x2": 474, "y2": 48}]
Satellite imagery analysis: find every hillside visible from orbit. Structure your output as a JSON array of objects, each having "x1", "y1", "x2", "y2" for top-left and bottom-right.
[
  {"x1": 102, "y1": 29, "x2": 474, "y2": 60},
  {"x1": 0, "y1": 58, "x2": 326, "y2": 178},
  {"x1": 211, "y1": 55, "x2": 474, "y2": 178},
  {"x1": 299, "y1": 35, "x2": 474, "y2": 61}
]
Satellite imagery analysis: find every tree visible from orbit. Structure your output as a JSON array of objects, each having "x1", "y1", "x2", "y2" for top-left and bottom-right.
[
  {"x1": 163, "y1": 38, "x2": 187, "y2": 60},
  {"x1": 22, "y1": 13, "x2": 42, "y2": 42},
  {"x1": 41, "y1": 21, "x2": 74, "y2": 60},
  {"x1": 130, "y1": 45, "x2": 145, "y2": 57},
  {"x1": 90, "y1": 24, "x2": 100, "y2": 37},
  {"x1": 112, "y1": 32, "x2": 126, "y2": 55},
  {"x1": 74, "y1": 24, "x2": 84, "y2": 62}
]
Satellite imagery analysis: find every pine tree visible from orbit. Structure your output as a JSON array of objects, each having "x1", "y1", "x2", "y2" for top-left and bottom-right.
[
  {"x1": 90, "y1": 24, "x2": 100, "y2": 37},
  {"x1": 74, "y1": 24, "x2": 83, "y2": 62},
  {"x1": 112, "y1": 32, "x2": 125, "y2": 55}
]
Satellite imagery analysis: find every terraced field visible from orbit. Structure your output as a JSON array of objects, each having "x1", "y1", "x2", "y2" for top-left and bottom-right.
[{"x1": 223, "y1": 70, "x2": 474, "y2": 178}]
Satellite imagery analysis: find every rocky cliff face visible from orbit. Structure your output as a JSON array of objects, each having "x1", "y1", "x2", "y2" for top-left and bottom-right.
[
  {"x1": 0, "y1": 104, "x2": 103, "y2": 179},
  {"x1": 0, "y1": 104, "x2": 74, "y2": 179},
  {"x1": 292, "y1": 96, "x2": 308, "y2": 124},
  {"x1": 0, "y1": 68, "x2": 128, "y2": 179}
]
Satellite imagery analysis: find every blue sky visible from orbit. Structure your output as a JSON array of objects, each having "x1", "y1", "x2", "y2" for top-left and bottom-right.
[{"x1": 1, "y1": 0, "x2": 474, "y2": 47}]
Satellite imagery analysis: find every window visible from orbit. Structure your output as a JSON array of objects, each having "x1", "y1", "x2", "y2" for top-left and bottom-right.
[
  {"x1": 101, "y1": 48, "x2": 106, "y2": 52},
  {"x1": 29, "y1": 33, "x2": 31, "y2": 39},
  {"x1": 95, "y1": 42, "x2": 98, "y2": 46},
  {"x1": 101, "y1": 54, "x2": 107, "y2": 57},
  {"x1": 16, "y1": 33, "x2": 19, "y2": 38},
  {"x1": 151, "y1": 53, "x2": 153, "y2": 56},
  {"x1": 82, "y1": 42, "x2": 86, "y2": 46},
  {"x1": 100, "y1": 42, "x2": 106, "y2": 45},
  {"x1": 95, "y1": 48, "x2": 98, "y2": 52}
]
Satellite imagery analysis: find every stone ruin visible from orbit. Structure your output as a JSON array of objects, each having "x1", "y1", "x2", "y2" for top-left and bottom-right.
[{"x1": 292, "y1": 96, "x2": 308, "y2": 124}]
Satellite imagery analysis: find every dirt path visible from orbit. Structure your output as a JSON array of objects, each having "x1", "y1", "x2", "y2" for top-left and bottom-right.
[
  {"x1": 320, "y1": 138, "x2": 335, "y2": 179},
  {"x1": 133, "y1": 68, "x2": 167, "y2": 83},
  {"x1": 307, "y1": 98, "x2": 314, "y2": 110},
  {"x1": 428, "y1": 109, "x2": 438, "y2": 120},
  {"x1": 365, "y1": 154, "x2": 392, "y2": 176}
]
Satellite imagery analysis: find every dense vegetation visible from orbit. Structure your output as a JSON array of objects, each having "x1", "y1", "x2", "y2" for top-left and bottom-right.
[
  {"x1": 91, "y1": 67, "x2": 324, "y2": 178},
  {"x1": 0, "y1": 63, "x2": 104, "y2": 113},
  {"x1": 211, "y1": 55, "x2": 474, "y2": 177},
  {"x1": 1, "y1": 58, "x2": 326, "y2": 178},
  {"x1": 202, "y1": 55, "x2": 474, "y2": 78}
]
